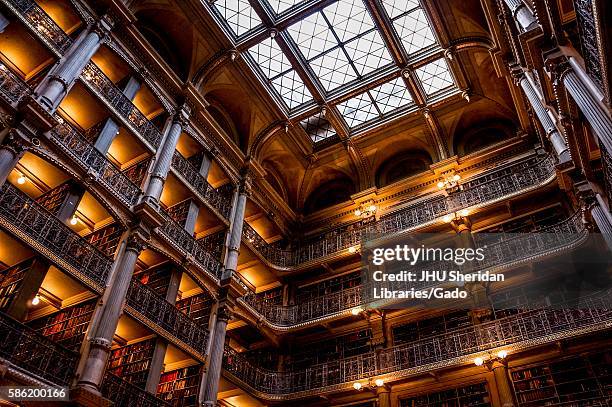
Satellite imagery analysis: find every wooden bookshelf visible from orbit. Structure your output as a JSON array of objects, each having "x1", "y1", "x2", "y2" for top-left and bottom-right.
[
  {"x1": 176, "y1": 293, "x2": 214, "y2": 324},
  {"x1": 167, "y1": 200, "x2": 192, "y2": 229},
  {"x1": 511, "y1": 351, "x2": 611, "y2": 406},
  {"x1": 86, "y1": 223, "x2": 122, "y2": 257},
  {"x1": 296, "y1": 271, "x2": 362, "y2": 302},
  {"x1": 107, "y1": 338, "x2": 156, "y2": 389},
  {"x1": 35, "y1": 182, "x2": 70, "y2": 214},
  {"x1": 289, "y1": 329, "x2": 372, "y2": 369},
  {"x1": 400, "y1": 382, "x2": 491, "y2": 407},
  {"x1": 135, "y1": 264, "x2": 173, "y2": 297},
  {"x1": 256, "y1": 286, "x2": 283, "y2": 305},
  {"x1": 393, "y1": 311, "x2": 472, "y2": 344},
  {"x1": 123, "y1": 158, "x2": 150, "y2": 187},
  {"x1": 27, "y1": 299, "x2": 96, "y2": 352},
  {"x1": 0, "y1": 258, "x2": 32, "y2": 312},
  {"x1": 157, "y1": 365, "x2": 202, "y2": 407}
]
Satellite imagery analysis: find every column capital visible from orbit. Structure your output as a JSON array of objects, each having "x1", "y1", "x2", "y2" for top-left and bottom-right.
[
  {"x1": 126, "y1": 232, "x2": 148, "y2": 253},
  {"x1": 216, "y1": 303, "x2": 234, "y2": 322},
  {"x1": 543, "y1": 49, "x2": 571, "y2": 82},
  {"x1": 91, "y1": 14, "x2": 114, "y2": 40},
  {"x1": 173, "y1": 104, "x2": 191, "y2": 127},
  {"x1": 1, "y1": 129, "x2": 29, "y2": 156}
]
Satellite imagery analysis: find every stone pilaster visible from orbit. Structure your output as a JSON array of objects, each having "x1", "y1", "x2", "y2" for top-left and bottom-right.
[
  {"x1": 492, "y1": 361, "x2": 516, "y2": 407},
  {"x1": 38, "y1": 16, "x2": 113, "y2": 111}
]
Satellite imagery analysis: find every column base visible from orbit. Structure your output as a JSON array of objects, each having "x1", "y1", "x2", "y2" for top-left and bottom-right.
[{"x1": 69, "y1": 385, "x2": 111, "y2": 407}]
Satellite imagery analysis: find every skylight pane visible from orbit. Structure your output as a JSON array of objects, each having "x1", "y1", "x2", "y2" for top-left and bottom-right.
[
  {"x1": 382, "y1": 0, "x2": 420, "y2": 19},
  {"x1": 416, "y1": 58, "x2": 455, "y2": 96},
  {"x1": 300, "y1": 111, "x2": 337, "y2": 143},
  {"x1": 248, "y1": 38, "x2": 292, "y2": 79},
  {"x1": 213, "y1": 0, "x2": 262, "y2": 37},
  {"x1": 266, "y1": 0, "x2": 304, "y2": 15},
  {"x1": 393, "y1": 8, "x2": 436, "y2": 55},
  {"x1": 271, "y1": 70, "x2": 313, "y2": 108},
  {"x1": 338, "y1": 92, "x2": 379, "y2": 127},
  {"x1": 370, "y1": 77, "x2": 413, "y2": 113},
  {"x1": 287, "y1": 12, "x2": 337, "y2": 60},
  {"x1": 323, "y1": 0, "x2": 375, "y2": 42},
  {"x1": 344, "y1": 30, "x2": 393, "y2": 75},
  {"x1": 310, "y1": 48, "x2": 357, "y2": 91}
]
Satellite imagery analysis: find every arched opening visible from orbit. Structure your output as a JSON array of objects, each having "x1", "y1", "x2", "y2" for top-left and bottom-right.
[
  {"x1": 376, "y1": 150, "x2": 433, "y2": 188},
  {"x1": 303, "y1": 177, "x2": 355, "y2": 214},
  {"x1": 453, "y1": 119, "x2": 515, "y2": 156}
]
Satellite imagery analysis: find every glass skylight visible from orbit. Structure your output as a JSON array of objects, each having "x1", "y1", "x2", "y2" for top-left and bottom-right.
[
  {"x1": 416, "y1": 58, "x2": 455, "y2": 96},
  {"x1": 248, "y1": 38, "x2": 313, "y2": 108},
  {"x1": 287, "y1": 0, "x2": 393, "y2": 91},
  {"x1": 265, "y1": 0, "x2": 306, "y2": 15},
  {"x1": 382, "y1": 0, "x2": 436, "y2": 56},
  {"x1": 337, "y1": 77, "x2": 413, "y2": 128},
  {"x1": 213, "y1": 0, "x2": 262, "y2": 37},
  {"x1": 300, "y1": 111, "x2": 337, "y2": 143}
]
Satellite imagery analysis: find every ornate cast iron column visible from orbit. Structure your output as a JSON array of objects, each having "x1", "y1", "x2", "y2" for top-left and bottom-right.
[
  {"x1": 37, "y1": 16, "x2": 113, "y2": 111},
  {"x1": 0, "y1": 130, "x2": 27, "y2": 186},
  {"x1": 492, "y1": 361, "x2": 516, "y2": 407},
  {"x1": 201, "y1": 303, "x2": 233, "y2": 407},
  {"x1": 77, "y1": 231, "x2": 148, "y2": 393},
  {"x1": 502, "y1": 0, "x2": 538, "y2": 31},
  {"x1": 514, "y1": 69, "x2": 571, "y2": 162},
  {"x1": 143, "y1": 106, "x2": 190, "y2": 205}
]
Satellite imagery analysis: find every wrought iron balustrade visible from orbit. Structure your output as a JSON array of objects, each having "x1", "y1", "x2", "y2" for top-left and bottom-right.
[
  {"x1": 1, "y1": 0, "x2": 72, "y2": 54},
  {"x1": 81, "y1": 63, "x2": 162, "y2": 148},
  {"x1": 242, "y1": 212, "x2": 587, "y2": 327},
  {"x1": 0, "y1": 62, "x2": 30, "y2": 104},
  {"x1": 102, "y1": 372, "x2": 172, "y2": 407},
  {"x1": 243, "y1": 154, "x2": 556, "y2": 269},
  {"x1": 126, "y1": 279, "x2": 209, "y2": 355},
  {"x1": 0, "y1": 312, "x2": 78, "y2": 385},
  {"x1": 227, "y1": 290, "x2": 612, "y2": 397},
  {"x1": 50, "y1": 121, "x2": 141, "y2": 206},
  {"x1": 0, "y1": 184, "x2": 113, "y2": 287},
  {"x1": 602, "y1": 145, "x2": 612, "y2": 206},
  {"x1": 157, "y1": 212, "x2": 223, "y2": 280}
]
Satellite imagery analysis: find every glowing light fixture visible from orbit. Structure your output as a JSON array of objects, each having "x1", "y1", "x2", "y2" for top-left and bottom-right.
[
  {"x1": 348, "y1": 246, "x2": 357, "y2": 254},
  {"x1": 70, "y1": 216, "x2": 79, "y2": 225},
  {"x1": 351, "y1": 307, "x2": 362, "y2": 316},
  {"x1": 375, "y1": 378, "x2": 384, "y2": 387},
  {"x1": 497, "y1": 350, "x2": 508, "y2": 359},
  {"x1": 353, "y1": 382, "x2": 362, "y2": 391},
  {"x1": 17, "y1": 175, "x2": 26, "y2": 185},
  {"x1": 31, "y1": 295, "x2": 40, "y2": 306},
  {"x1": 474, "y1": 357, "x2": 484, "y2": 366}
]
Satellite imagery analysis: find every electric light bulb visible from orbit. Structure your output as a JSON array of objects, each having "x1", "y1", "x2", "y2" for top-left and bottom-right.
[
  {"x1": 437, "y1": 181, "x2": 445, "y2": 189},
  {"x1": 354, "y1": 209, "x2": 362, "y2": 217},
  {"x1": 31, "y1": 295, "x2": 40, "y2": 306},
  {"x1": 353, "y1": 382, "x2": 362, "y2": 390},
  {"x1": 474, "y1": 357, "x2": 484, "y2": 366},
  {"x1": 497, "y1": 350, "x2": 508, "y2": 359},
  {"x1": 443, "y1": 214, "x2": 453, "y2": 223},
  {"x1": 453, "y1": 174, "x2": 461, "y2": 181},
  {"x1": 351, "y1": 307, "x2": 361, "y2": 316},
  {"x1": 460, "y1": 209, "x2": 469, "y2": 217},
  {"x1": 70, "y1": 216, "x2": 78, "y2": 225},
  {"x1": 375, "y1": 378, "x2": 384, "y2": 387},
  {"x1": 17, "y1": 175, "x2": 26, "y2": 185},
  {"x1": 368, "y1": 205, "x2": 377, "y2": 212},
  {"x1": 348, "y1": 246, "x2": 357, "y2": 254}
]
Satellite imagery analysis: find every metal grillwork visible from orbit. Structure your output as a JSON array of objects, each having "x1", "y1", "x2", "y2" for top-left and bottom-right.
[
  {"x1": 0, "y1": 62, "x2": 30, "y2": 104},
  {"x1": 1, "y1": 0, "x2": 71, "y2": 54},
  {"x1": 81, "y1": 63, "x2": 163, "y2": 148},
  {"x1": 158, "y1": 212, "x2": 224, "y2": 280},
  {"x1": 126, "y1": 279, "x2": 209, "y2": 355},
  {"x1": 51, "y1": 121, "x2": 141, "y2": 206},
  {"x1": 102, "y1": 372, "x2": 172, "y2": 407},
  {"x1": 227, "y1": 291, "x2": 612, "y2": 395},
  {"x1": 242, "y1": 211, "x2": 587, "y2": 326},
  {"x1": 0, "y1": 312, "x2": 78, "y2": 385},
  {"x1": 244, "y1": 153, "x2": 556, "y2": 269},
  {"x1": 0, "y1": 184, "x2": 113, "y2": 287},
  {"x1": 574, "y1": 0, "x2": 605, "y2": 93},
  {"x1": 601, "y1": 145, "x2": 612, "y2": 206}
]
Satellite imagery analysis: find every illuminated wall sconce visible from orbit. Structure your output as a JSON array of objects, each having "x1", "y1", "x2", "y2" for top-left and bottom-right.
[
  {"x1": 437, "y1": 172, "x2": 462, "y2": 192},
  {"x1": 31, "y1": 295, "x2": 41, "y2": 306},
  {"x1": 442, "y1": 209, "x2": 470, "y2": 223},
  {"x1": 348, "y1": 246, "x2": 358, "y2": 254},
  {"x1": 354, "y1": 202, "x2": 377, "y2": 218},
  {"x1": 351, "y1": 307, "x2": 363, "y2": 316},
  {"x1": 17, "y1": 174, "x2": 27, "y2": 185},
  {"x1": 70, "y1": 216, "x2": 79, "y2": 225},
  {"x1": 473, "y1": 349, "x2": 509, "y2": 369},
  {"x1": 353, "y1": 377, "x2": 386, "y2": 391}
]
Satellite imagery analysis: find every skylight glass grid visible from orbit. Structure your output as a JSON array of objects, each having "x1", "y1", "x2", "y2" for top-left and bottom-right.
[
  {"x1": 287, "y1": 0, "x2": 393, "y2": 92},
  {"x1": 213, "y1": 0, "x2": 262, "y2": 37},
  {"x1": 247, "y1": 38, "x2": 313, "y2": 109},
  {"x1": 382, "y1": 0, "x2": 420, "y2": 19},
  {"x1": 392, "y1": 8, "x2": 436, "y2": 55},
  {"x1": 266, "y1": 0, "x2": 305, "y2": 15},
  {"x1": 336, "y1": 77, "x2": 413, "y2": 128},
  {"x1": 300, "y1": 111, "x2": 337, "y2": 143},
  {"x1": 416, "y1": 58, "x2": 455, "y2": 96}
]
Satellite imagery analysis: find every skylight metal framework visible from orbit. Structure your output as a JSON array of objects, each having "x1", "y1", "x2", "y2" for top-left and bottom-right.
[{"x1": 206, "y1": 0, "x2": 459, "y2": 144}]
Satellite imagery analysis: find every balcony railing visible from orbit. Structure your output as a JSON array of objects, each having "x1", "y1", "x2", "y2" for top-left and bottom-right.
[
  {"x1": 102, "y1": 372, "x2": 172, "y2": 407},
  {"x1": 81, "y1": 63, "x2": 162, "y2": 149},
  {"x1": 0, "y1": 184, "x2": 113, "y2": 287},
  {"x1": 0, "y1": 312, "x2": 78, "y2": 385},
  {"x1": 243, "y1": 153, "x2": 557, "y2": 269},
  {"x1": 172, "y1": 152, "x2": 232, "y2": 219},
  {"x1": 126, "y1": 279, "x2": 209, "y2": 356},
  {"x1": 157, "y1": 212, "x2": 223, "y2": 281},
  {"x1": 226, "y1": 290, "x2": 612, "y2": 398},
  {"x1": 0, "y1": 63, "x2": 30, "y2": 105},
  {"x1": 1, "y1": 0, "x2": 71, "y2": 54},
  {"x1": 242, "y1": 212, "x2": 587, "y2": 327},
  {"x1": 50, "y1": 120, "x2": 141, "y2": 207}
]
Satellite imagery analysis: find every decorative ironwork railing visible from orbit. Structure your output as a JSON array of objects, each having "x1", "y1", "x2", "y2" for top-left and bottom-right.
[
  {"x1": 0, "y1": 184, "x2": 113, "y2": 287},
  {"x1": 242, "y1": 212, "x2": 587, "y2": 327},
  {"x1": 126, "y1": 279, "x2": 209, "y2": 355},
  {"x1": 0, "y1": 62, "x2": 30, "y2": 104},
  {"x1": 171, "y1": 152, "x2": 232, "y2": 219},
  {"x1": 226, "y1": 290, "x2": 612, "y2": 397},
  {"x1": 157, "y1": 212, "x2": 224, "y2": 280},
  {"x1": 602, "y1": 145, "x2": 612, "y2": 206},
  {"x1": 81, "y1": 63, "x2": 162, "y2": 148},
  {"x1": 243, "y1": 154, "x2": 556, "y2": 269},
  {"x1": 102, "y1": 372, "x2": 172, "y2": 407},
  {"x1": 0, "y1": 312, "x2": 78, "y2": 385},
  {"x1": 50, "y1": 120, "x2": 141, "y2": 206},
  {"x1": 1, "y1": 0, "x2": 72, "y2": 54}
]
